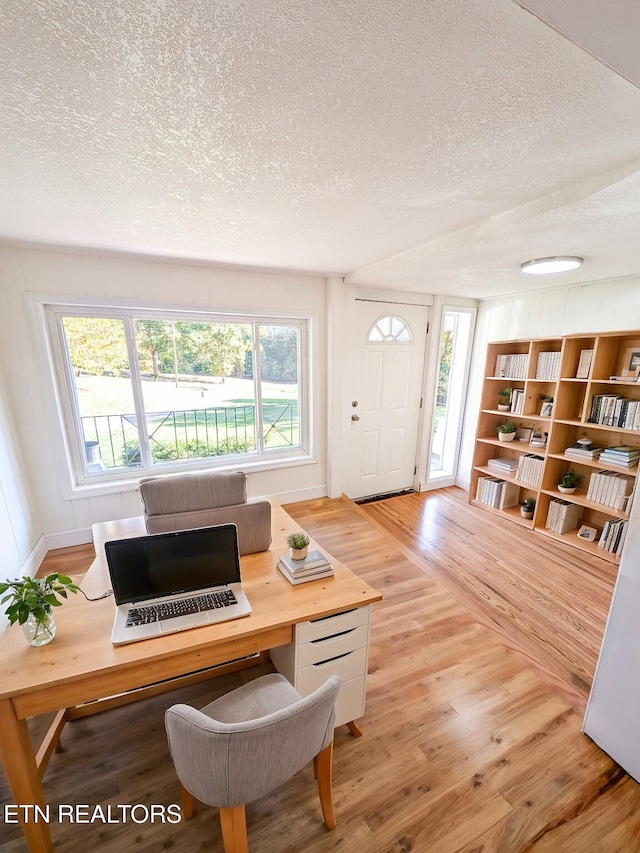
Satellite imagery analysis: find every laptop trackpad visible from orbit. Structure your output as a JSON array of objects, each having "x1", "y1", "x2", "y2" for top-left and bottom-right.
[{"x1": 159, "y1": 614, "x2": 204, "y2": 634}]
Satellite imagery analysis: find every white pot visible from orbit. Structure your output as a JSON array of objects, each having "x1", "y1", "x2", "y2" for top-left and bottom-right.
[
  {"x1": 558, "y1": 485, "x2": 576, "y2": 494},
  {"x1": 498, "y1": 432, "x2": 516, "y2": 441},
  {"x1": 498, "y1": 404, "x2": 510, "y2": 411},
  {"x1": 290, "y1": 546, "x2": 309, "y2": 561},
  {"x1": 521, "y1": 509, "x2": 534, "y2": 519}
]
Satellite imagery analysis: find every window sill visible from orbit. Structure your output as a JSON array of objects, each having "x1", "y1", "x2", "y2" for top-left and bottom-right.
[{"x1": 65, "y1": 451, "x2": 318, "y2": 499}]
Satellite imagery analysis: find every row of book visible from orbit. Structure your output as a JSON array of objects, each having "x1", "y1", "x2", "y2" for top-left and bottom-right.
[
  {"x1": 598, "y1": 518, "x2": 628, "y2": 555},
  {"x1": 495, "y1": 353, "x2": 528, "y2": 380},
  {"x1": 588, "y1": 395, "x2": 640, "y2": 431},
  {"x1": 545, "y1": 499, "x2": 584, "y2": 535},
  {"x1": 536, "y1": 351, "x2": 561, "y2": 381},
  {"x1": 516, "y1": 454, "x2": 544, "y2": 487},
  {"x1": 475, "y1": 477, "x2": 520, "y2": 509},
  {"x1": 508, "y1": 388, "x2": 525, "y2": 414},
  {"x1": 277, "y1": 550, "x2": 334, "y2": 585},
  {"x1": 586, "y1": 471, "x2": 634, "y2": 511}
]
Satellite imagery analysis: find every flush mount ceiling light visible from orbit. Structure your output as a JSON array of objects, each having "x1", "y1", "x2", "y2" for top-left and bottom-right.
[{"x1": 520, "y1": 256, "x2": 584, "y2": 275}]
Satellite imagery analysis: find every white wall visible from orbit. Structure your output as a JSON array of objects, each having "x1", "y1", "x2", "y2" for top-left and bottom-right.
[
  {"x1": 459, "y1": 277, "x2": 640, "y2": 487},
  {"x1": 0, "y1": 246, "x2": 329, "y2": 548}
]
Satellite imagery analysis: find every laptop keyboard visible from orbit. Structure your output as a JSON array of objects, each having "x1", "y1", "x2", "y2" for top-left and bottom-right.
[{"x1": 126, "y1": 589, "x2": 238, "y2": 627}]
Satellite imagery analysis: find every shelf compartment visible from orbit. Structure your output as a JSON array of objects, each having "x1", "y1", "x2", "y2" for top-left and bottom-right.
[
  {"x1": 561, "y1": 336, "x2": 596, "y2": 380},
  {"x1": 548, "y1": 452, "x2": 639, "y2": 477},
  {"x1": 541, "y1": 488, "x2": 630, "y2": 520},
  {"x1": 536, "y1": 525, "x2": 620, "y2": 564}
]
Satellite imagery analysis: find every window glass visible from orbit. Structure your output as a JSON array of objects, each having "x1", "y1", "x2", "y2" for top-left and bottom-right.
[
  {"x1": 55, "y1": 310, "x2": 307, "y2": 479},
  {"x1": 134, "y1": 319, "x2": 255, "y2": 463},
  {"x1": 259, "y1": 324, "x2": 300, "y2": 450},
  {"x1": 367, "y1": 315, "x2": 412, "y2": 343},
  {"x1": 61, "y1": 317, "x2": 139, "y2": 471}
]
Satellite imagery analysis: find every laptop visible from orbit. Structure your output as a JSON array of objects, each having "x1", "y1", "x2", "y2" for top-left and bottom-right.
[{"x1": 105, "y1": 523, "x2": 251, "y2": 645}]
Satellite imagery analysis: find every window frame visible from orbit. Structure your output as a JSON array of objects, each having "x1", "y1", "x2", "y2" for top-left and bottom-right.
[{"x1": 45, "y1": 303, "x2": 311, "y2": 486}]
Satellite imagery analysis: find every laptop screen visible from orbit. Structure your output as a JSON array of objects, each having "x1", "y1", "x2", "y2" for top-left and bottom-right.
[{"x1": 105, "y1": 524, "x2": 241, "y2": 605}]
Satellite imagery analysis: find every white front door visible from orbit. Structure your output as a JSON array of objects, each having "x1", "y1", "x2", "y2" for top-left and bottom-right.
[{"x1": 347, "y1": 301, "x2": 429, "y2": 500}]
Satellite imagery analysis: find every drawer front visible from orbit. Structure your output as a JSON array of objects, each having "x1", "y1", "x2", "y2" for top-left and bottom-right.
[
  {"x1": 297, "y1": 605, "x2": 370, "y2": 644},
  {"x1": 297, "y1": 624, "x2": 369, "y2": 668},
  {"x1": 296, "y1": 645, "x2": 368, "y2": 696},
  {"x1": 334, "y1": 676, "x2": 366, "y2": 727}
]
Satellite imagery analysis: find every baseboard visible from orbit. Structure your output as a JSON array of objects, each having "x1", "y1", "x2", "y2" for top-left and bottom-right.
[
  {"x1": 268, "y1": 485, "x2": 328, "y2": 504},
  {"x1": 45, "y1": 528, "x2": 93, "y2": 550}
]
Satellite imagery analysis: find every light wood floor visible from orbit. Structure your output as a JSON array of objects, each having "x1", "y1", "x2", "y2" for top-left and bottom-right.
[
  {"x1": 1, "y1": 490, "x2": 639, "y2": 852},
  {"x1": 358, "y1": 487, "x2": 617, "y2": 714}
]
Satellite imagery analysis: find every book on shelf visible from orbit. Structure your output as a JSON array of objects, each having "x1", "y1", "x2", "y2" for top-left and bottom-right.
[
  {"x1": 536, "y1": 351, "x2": 561, "y2": 381},
  {"x1": 576, "y1": 349, "x2": 594, "y2": 379},
  {"x1": 510, "y1": 388, "x2": 525, "y2": 414},
  {"x1": 589, "y1": 396, "x2": 640, "y2": 430},
  {"x1": 494, "y1": 353, "x2": 528, "y2": 380},
  {"x1": 487, "y1": 457, "x2": 519, "y2": 474},
  {"x1": 599, "y1": 446, "x2": 640, "y2": 468},
  {"x1": 586, "y1": 471, "x2": 634, "y2": 510},
  {"x1": 598, "y1": 518, "x2": 628, "y2": 555},
  {"x1": 515, "y1": 454, "x2": 544, "y2": 487},
  {"x1": 278, "y1": 549, "x2": 331, "y2": 572},
  {"x1": 475, "y1": 477, "x2": 519, "y2": 509},
  {"x1": 545, "y1": 499, "x2": 584, "y2": 535},
  {"x1": 564, "y1": 442, "x2": 603, "y2": 459},
  {"x1": 277, "y1": 562, "x2": 334, "y2": 585}
]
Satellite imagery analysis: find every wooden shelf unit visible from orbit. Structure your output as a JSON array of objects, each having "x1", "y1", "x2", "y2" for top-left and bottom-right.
[{"x1": 470, "y1": 331, "x2": 640, "y2": 564}]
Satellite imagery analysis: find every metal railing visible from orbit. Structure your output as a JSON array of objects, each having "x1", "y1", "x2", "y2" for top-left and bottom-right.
[{"x1": 81, "y1": 402, "x2": 299, "y2": 469}]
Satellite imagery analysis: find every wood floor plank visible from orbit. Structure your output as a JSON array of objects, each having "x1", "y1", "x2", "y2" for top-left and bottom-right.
[{"x1": 1, "y1": 492, "x2": 638, "y2": 852}]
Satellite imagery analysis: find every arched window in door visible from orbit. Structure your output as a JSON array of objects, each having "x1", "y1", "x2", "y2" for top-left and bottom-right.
[{"x1": 367, "y1": 315, "x2": 412, "y2": 343}]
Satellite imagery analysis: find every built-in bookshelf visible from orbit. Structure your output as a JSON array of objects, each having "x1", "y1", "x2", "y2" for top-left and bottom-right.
[{"x1": 470, "y1": 331, "x2": 640, "y2": 564}]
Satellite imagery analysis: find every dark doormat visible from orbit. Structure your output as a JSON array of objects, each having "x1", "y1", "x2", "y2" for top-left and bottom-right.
[{"x1": 354, "y1": 489, "x2": 414, "y2": 505}]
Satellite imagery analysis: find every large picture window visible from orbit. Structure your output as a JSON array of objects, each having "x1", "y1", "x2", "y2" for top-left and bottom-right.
[{"x1": 50, "y1": 308, "x2": 307, "y2": 481}]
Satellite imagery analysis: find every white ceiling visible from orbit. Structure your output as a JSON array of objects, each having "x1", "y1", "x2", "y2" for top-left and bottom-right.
[{"x1": 2, "y1": 0, "x2": 640, "y2": 299}]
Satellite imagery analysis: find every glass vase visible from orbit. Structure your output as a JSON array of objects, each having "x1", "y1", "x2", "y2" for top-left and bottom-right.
[{"x1": 21, "y1": 613, "x2": 56, "y2": 646}]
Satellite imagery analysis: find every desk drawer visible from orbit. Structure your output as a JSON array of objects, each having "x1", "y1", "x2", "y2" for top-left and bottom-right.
[
  {"x1": 296, "y1": 645, "x2": 368, "y2": 696},
  {"x1": 297, "y1": 624, "x2": 368, "y2": 668},
  {"x1": 297, "y1": 605, "x2": 370, "y2": 644}
]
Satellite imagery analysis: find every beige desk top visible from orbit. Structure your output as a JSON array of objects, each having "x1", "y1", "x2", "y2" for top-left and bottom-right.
[{"x1": 0, "y1": 499, "x2": 381, "y2": 719}]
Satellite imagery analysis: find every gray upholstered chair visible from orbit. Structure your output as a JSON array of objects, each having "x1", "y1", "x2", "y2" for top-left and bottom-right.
[
  {"x1": 139, "y1": 470, "x2": 272, "y2": 555},
  {"x1": 165, "y1": 673, "x2": 341, "y2": 852}
]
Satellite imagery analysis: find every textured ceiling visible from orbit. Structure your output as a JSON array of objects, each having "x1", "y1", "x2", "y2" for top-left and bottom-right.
[{"x1": 2, "y1": 0, "x2": 640, "y2": 298}]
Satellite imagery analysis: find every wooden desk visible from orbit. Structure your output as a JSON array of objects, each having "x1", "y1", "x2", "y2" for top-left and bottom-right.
[{"x1": 0, "y1": 500, "x2": 381, "y2": 853}]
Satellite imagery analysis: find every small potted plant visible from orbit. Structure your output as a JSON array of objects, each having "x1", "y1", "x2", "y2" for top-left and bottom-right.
[
  {"x1": 286, "y1": 532, "x2": 311, "y2": 561},
  {"x1": 497, "y1": 388, "x2": 512, "y2": 411},
  {"x1": 558, "y1": 470, "x2": 582, "y2": 494},
  {"x1": 520, "y1": 497, "x2": 536, "y2": 519},
  {"x1": 496, "y1": 420, "x2": 517, "y2": 442},
  {"x1": 0, "y1": 573, "x2": 80, "y2": 646}
]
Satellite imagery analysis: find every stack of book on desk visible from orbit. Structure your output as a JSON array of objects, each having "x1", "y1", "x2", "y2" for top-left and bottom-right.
[{"x1": 277, "y1": 550, "x2": 334, "y2": 585}]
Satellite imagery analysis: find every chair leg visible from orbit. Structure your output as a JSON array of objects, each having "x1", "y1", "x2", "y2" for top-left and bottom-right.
[
  {"x1": 220, "y1": 805, "x2": 248, "y2": 853},
  {"x1": 315, "y1": 740, "x2": 336, "y2": 830},
  {"x1": 180, "y1": 783, "x2": 195, "y2": 819}
]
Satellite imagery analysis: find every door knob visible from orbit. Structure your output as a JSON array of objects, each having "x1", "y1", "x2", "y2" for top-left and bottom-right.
[{"x1": 351, "y1": 414, "x2": 360, "y2": 422}]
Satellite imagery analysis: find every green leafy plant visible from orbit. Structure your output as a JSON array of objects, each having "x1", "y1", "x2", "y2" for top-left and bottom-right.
[
  {"x1": 0, "y1": 574, "x2": 80, "y2": 628},
  {"x1": 498, "y1": 387, "x2": 512, "y2": 404},
  {"x1": 559, "y1": 470, "x2": 582, "y2": 489},
  {"x1": 521, "y1": 497, "x2": 536, "y2": 512},
  {"x1": 496, "y1": 420, "x2": 517, "y2": 434},
  {"x1": 286, "y1": 532, "x2": 310, "y2": 550}
]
